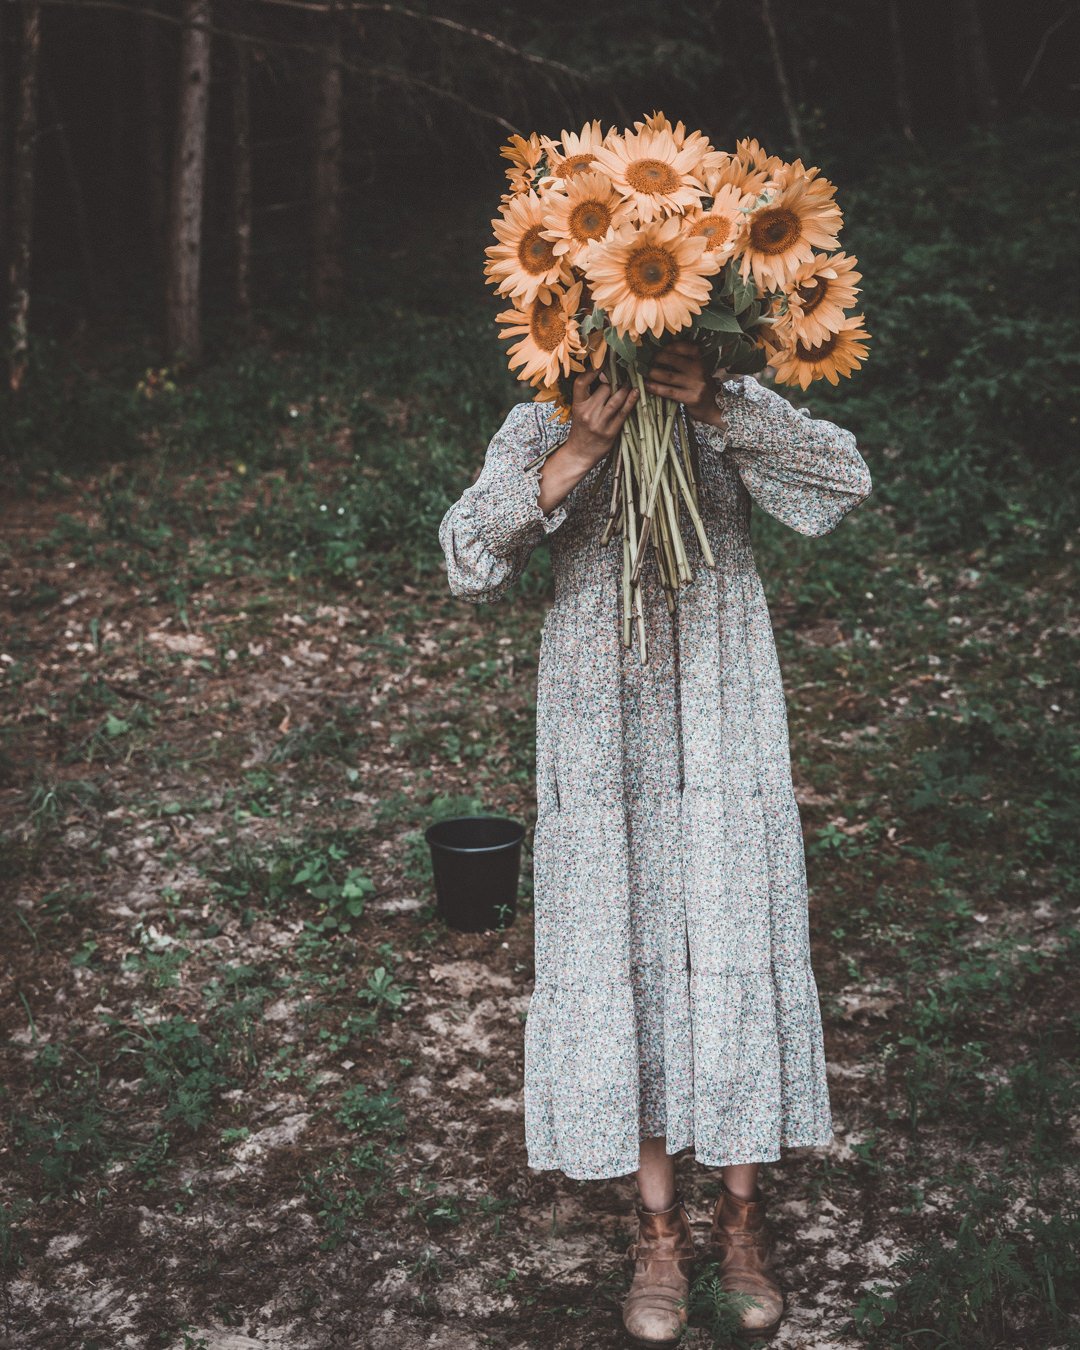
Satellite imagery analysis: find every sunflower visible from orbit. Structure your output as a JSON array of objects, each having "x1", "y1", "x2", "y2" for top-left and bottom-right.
[
  {"x1": 772, "y1": 157, "x2": 835, "y2": 193},
  {"x1": 540, "y1": 171, "x2": 635, "y2": 269},
  {"x1": 681, "y1": 182, "x2": 752, "y2": 259},
  {"x1": 701, "y1": 136, "x2": 783, "y2": 199},
  {"x1": 485, "y1": 190, "x2": 574, "y2": 304},
  {"x1": 539, "y1": 120, "x2": 611, "y2": 183},
  {"x1": 496, "y1": 280, "x2": 588, "y2": 389},
  {"x1": 737, "y1": 168, "x2": 843, "y2": 292},
  {"x1": 533, "y1": 381, "x2": 573, "y2": 424},
  {"x1": 736, "y1": 136, "x2": 785, "y2": 180},
  {"x1": 499, "y1": 132, "x2": 544, "y2": 197},
  {"x1": 590, "y1": 127, "x2": 706, "y2": 224},
  {"x1": 757, "y1": 297, "x2": 793, "y2": 362},
  {"x1": 633, "y1": 110, "x2": 683, "y2": 142},
  {"x1": 703, "y1": 155, "x2": 774, "y2": 202},
  {"x1": 584, "y1": 215, "x2": 722, "y2": 341},
  {"x1": 782, "y1": 251, "x2": 862, "y2": 347},
  {"x1": 769, "y1": 313, "x2": 871, "y2": 389},
  {"x1": 632, "y1": 110, "x2": 717, "y2": 176},
  {"x1": 583, "y1": 323, "x2": 609, "y2": 370}
]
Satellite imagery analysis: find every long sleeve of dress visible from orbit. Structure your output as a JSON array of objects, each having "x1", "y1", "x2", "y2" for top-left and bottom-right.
[
  {"x1": 438, "y1": 400, "x2": 570, "y2": 604},
  {"x1": 691, "y1": 374, "x2": 872, "y2": 537}
]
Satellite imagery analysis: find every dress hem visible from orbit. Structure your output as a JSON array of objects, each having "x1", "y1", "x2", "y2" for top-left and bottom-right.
[{"x1": 525, "y1": 1128, "x2": 836, "y2": 1182}]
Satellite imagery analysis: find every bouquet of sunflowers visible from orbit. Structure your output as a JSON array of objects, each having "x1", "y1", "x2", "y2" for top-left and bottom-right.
[{"x1": 484, "y1": 112, "x2": 870, "y2": 660}]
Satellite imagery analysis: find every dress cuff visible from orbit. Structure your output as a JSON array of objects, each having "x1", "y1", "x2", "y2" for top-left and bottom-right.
[
  {"x1": 715, "y1": 376, "x2": 757, "y2": 443},
  {"x1": 525, "y1": 454, "x2": 570, "y2": 536},
  {"x1": 688, "y1": 376, "x2": 751, "y2": 451},
  {"x1": 476, "y1": 451, "x2": 568, "y2": 558}
]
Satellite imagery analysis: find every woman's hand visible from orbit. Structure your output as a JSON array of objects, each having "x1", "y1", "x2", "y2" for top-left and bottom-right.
[
  {"x1": 561, "y1": 369, "x2": 639, "y2": 469},
  {"x1": 536, "y1": 370, "x2": 638, "y2": 516},
  {"x1": 643, "y1": 339, "x2": 730, "y2": 426}
]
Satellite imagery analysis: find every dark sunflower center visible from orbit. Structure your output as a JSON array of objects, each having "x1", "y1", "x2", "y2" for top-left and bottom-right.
[
  {"x1": 750, "y1": 206, "x2": 801, "y2": 255},
  {"x1": 625, "y1": 158, "x2": 681, "y2": 195},
  {"x1": 795, "y1": 331, "x2": 838, "y2": 361},
  {"x1": 518, "y1": 225, "x2": 558, "y2": 274},
  {"x1": 626, "y1": 245, "x2": 679, "y2": 297},
  {"x1": 530, "y1": 298, "x2": 568, "y2": 352},
  {"x1": 689, "y1": 214, "x2": 731, "y2": 249},
  {"x1": 569, "y1": 200, "x2": 612, "y2": 241},
  {"x1": 558, "y1": 153, "x2": 595, "y2": 178},
  {"x1": 796, "y1": 278, "x2": 829, "y2": 314}
]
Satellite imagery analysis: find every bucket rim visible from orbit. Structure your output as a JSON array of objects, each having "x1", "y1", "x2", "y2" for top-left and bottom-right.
[{"x1": 424, "y1": 814, "x2": 526, "y2": 853}]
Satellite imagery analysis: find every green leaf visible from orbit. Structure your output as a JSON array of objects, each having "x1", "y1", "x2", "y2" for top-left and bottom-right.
[
  {"x1": 579, "y1": 304, "x2": 606, "y2": 337},
  {"x1": 695, "y1": 306, "x2": 744, "y2": 334},
  {"x1": 743, "y1": 303, "x2": 775, "y2": 328},
  {"x1": 724, "y1": 340, "x2": 769, "y2": 375},
  {"x1": 343, "y1": 870, "x2": 374, "y2": 902},
  {"x1": 731, "y1": 274, "x2": 758, "y2": 315},
  {"x1": 604, "y1": 327, "x2": 639, "y2": 365}
]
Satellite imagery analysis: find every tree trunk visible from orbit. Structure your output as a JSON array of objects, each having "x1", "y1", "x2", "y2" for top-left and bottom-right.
[
  {"x1": 232, "y1": 36, "x2": 252, "y2": 319},
  {"x1": 104, "y1": 19, "x2": 126, "y2": 279},
  {"x1": 8, "y1": 1, "x2": 40, "y2": 394},
  {"x1": 141, "y1": 12, "x2": 169, "y2": 280},
  {"x1": 311, "y1": 6, "x2": 343, "y2": 308},
  {"x1": 165, "y1": 0, "x2": 212, "y2": 363},
  {"x1": 758, "y1": 0, "x2": 806, "y2": 162},
  {"x1": 951, "y1": 0, "x2": 998, "y2": 125},
  {"x1": 886, "y1": 0, "x2": 915, "y2": 142},
  {"x1": 0, "y1": 2, "x2": 10, "y2": 318},
  {"x1": 45, "y1": 79, "x2": 100, "y2": 314}
]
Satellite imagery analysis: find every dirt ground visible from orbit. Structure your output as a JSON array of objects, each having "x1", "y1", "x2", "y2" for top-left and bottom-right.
[{"x1": 1, "y1": 477, "x2": 1074, "y2": 1350}]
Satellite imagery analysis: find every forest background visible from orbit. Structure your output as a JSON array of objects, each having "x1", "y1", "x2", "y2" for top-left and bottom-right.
[{"x1": 0, "y1": 3, "x2": 1078, "y2": 1347}]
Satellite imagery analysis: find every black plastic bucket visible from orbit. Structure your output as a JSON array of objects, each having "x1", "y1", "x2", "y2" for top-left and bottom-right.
[{"x1": 424, "y1": 815, "x2": 525, "y2": 933}]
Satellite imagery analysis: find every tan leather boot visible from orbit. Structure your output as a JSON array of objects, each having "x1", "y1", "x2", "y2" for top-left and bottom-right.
[
  {"x1": 709, "y1": 1179, "x2": 784, "y2": 1337},
  {"x1": 621, "y1": 1194, "x2": 695, "y2": 1345}
]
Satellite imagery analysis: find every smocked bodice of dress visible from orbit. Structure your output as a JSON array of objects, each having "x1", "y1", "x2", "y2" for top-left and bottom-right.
[
  {"x1": 541, "y1": 400, "x2": 756, "y2": 611},
  {"x1": 438, "y1": 374, "x2": 872, "y2": 613}
]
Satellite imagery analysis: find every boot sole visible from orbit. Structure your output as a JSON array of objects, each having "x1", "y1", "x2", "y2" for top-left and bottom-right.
[
  {"x1": 621, "y1": 1304, "x2": 688, "y2": 1347},
  {"x1": 624, "y1": 1331, "x2": 686, "y2": 1347},
  {"x1": 738, "y1": 1312, "x2": 784, "y2": 1340}
]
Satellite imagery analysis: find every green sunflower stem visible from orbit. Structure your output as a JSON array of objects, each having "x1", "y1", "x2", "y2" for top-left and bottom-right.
[
  {"x1": 631, "y1": 572, "x2": 647, "y2": 663},
  {"x1": 594, "y1": 353, "x2": 717, "y2": 661},
  {"x1": 659, "y1": 471, "x2": 691, "y2": 582},
  {"x1": 631, "y1": 394, "x2": 678, "y2": 585},
  {"x1": 622, "y1": 532, "x2": 632, "y2": 649},
  {"x1": 677, "y1": 405, "x2": 699, "y2": 502},
  {"x1": 667, "y1": 429, "x2": 716, "y2": 570},
  {"x1": 620, "y1": 428, "x2": 638, "y2": 648}
]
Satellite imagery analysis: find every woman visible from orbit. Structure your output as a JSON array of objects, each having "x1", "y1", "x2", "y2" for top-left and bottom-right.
[{"x1": 438, "y1": 340, "x2": 872, "y2": 1345}]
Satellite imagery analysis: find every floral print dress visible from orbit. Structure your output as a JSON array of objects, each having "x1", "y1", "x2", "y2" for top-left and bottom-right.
[{"x1": 437, "y1": 374, "x2": 873, "y2": 1181}]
